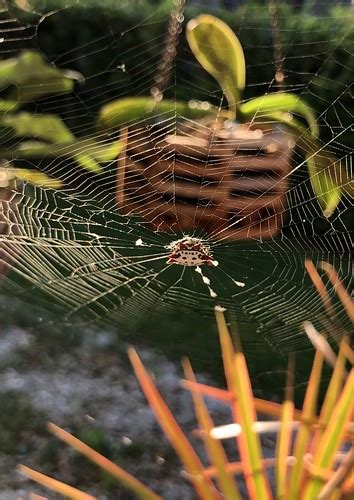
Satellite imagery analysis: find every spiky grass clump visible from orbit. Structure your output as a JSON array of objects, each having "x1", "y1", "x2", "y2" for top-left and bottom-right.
[{"x1": 20, "y1": 261, "x2": 353, "y2": 499}]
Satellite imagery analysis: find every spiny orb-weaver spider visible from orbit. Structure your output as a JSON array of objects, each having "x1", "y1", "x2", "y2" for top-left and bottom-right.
[{"x1": 166, "y1": 236, "x2": 217, "y2": 267}]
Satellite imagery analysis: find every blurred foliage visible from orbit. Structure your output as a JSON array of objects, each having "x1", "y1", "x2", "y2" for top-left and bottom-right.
[
  {"x1": 0, "y1": 51, "x2": 123, "y2": 184},
  {"x1": 16, "y1": 1, "x2": 350, "y2": 142},
  {"x1": 7, "y1": 0, "x2": 348, "y2": 217}
]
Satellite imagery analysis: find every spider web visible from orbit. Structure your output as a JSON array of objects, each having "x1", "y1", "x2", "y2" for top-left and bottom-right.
[{"x1": 0, "y1": 0, "x2": 352, "y2": 368}]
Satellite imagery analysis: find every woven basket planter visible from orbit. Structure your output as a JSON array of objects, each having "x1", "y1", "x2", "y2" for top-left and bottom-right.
[{"x1": 116, "y1": 121, "x2": 294, "y2": 240}]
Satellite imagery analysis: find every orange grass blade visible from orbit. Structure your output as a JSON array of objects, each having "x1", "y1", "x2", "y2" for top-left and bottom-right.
[
  {"x1": 128, "y1": 348, "x2": 219, "y2": 500},
  {"x1": 182, "y1": 358, "x2": 241, "y2": 500},
  {"x1": 204, "y1": 457, "x2": 294, "y2": 478},
  {"x1": 18, "y1": 465, "x2": 96, "y2": 500},
  {"x1": 214, "y1": 306, "x2": 272, "y2": 500},
  {"x1": 181, "y1": 379, "x2": 354, "y2": 439},
  {"x1": 305, "y1": 260, "x2": 335, "y2": 319},
  {"x1": 180, "y1": 381, "x2": 232, "y2": 403},
  {"x1": 319, "y1": 261, "x2": 354, "y2": 322},
  {"x1": 302, "y1": 369, "x2": 354, "y2": 499},
  {"x1": 48, "y1": 423, "x2": 160, "y2": 500},
  {"x1": 288, "y1": 348, "x2": 324, "y2": 500}
]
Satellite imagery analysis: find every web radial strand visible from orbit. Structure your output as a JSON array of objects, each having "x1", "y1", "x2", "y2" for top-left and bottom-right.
[{"x1": 0, "y1": 2, "x2": 352, "y2": 356}]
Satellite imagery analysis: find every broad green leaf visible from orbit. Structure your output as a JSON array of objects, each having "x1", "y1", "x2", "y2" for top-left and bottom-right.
[
  {"x1": 0, "y1": 166, "x2": 62, "y2": 189},
  {"x1": 186, "y1": 14, "x2": 245, "y2": 116},
  {"x1": 0, "y1": 113, "x2": 103, "y2": 173},
  {"x1": 15, "y1": 138, "x2": 123, "y2": 163},
  {"x1": 240, "y1": 93, "x2": 319, "y2": 138},
  {"x1": 0, "y1": 51, "x2": 82, "y2": 103},
  {"x1": 1, "y1": 112, "x2": 75, "y2": 143},
  {"x1": 0, "y1": 100, "x2": 19, "y2": 112},
  {"x1": 12, "y1": 168, "x2": 63, "y2": 189},
  {"x1": 98, "y1": 96, "x2": 220, "y2": 129}
]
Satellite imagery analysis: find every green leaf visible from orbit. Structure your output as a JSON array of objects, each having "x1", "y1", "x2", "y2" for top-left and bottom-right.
[
  {"x1": 1, "y1": 112, "x2": 75, "y2": 143},
  {"x1": 239, "y1": 93, "x2": 319, "y2": 138},
  {"x1": 306, "y1": 151, "x2": 342, "y2": 218},
  {"x1": 98, "y1": 96, "x2": 220, "y2": 129},
  {"x1": 0, "y1": 50, "x2": 82, "y2": 103},
  {"x1": 14, "y1": 168, "x2": 63, "y2": 189},
  {"x1": 14, "y1": 138, "x2": 123, "y2": 163},
  {"x1": 0, "y1": 166, "x2": 62, "y2": 189},
  {"x1": 0, "y1": 100, "x2": 19, "y2": 112},
  {"x1": 0, "y1": 113, "x2": 104, "y2": 173},
  {"x1": 186, "y1": 14, "x2": 245, "y2": 116}
]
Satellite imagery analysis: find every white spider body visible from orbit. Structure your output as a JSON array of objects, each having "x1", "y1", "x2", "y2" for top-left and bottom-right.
[{"x1": 166, "y1": 237, "x2": 215, "y2": 267}]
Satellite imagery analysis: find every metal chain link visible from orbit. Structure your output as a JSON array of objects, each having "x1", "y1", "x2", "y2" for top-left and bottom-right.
[
  {"x1": 150, "y1": 0, "x2": 186, "y2": 102},
  {"x1": 269, "y1": 0, "x2": 285, "y2": 89}
]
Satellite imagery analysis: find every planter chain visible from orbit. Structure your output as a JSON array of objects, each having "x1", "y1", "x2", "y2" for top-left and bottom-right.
[
  {"x1": 150, "y1": 0, "x2": 186, "y2": 102},
  {"x1": 269, "y1": 0, "x2": 285, "y2": 88}
]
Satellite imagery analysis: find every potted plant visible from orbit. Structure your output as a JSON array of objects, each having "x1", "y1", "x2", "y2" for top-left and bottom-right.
[{"x1": 99, "y1": 15, "x2": 348, "y2": 240}]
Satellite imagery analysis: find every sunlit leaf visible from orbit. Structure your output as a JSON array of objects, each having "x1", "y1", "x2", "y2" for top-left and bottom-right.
[
  {"x1": 186, "y1": 14, "x2": 245, "y2": 116},
  {"x1": 1, "y1": 112, "x2": 74, "y2": 143},
  {"x1": 11, "y1": 168, "x2": 63, "y2": 189},
  {"x1": 0, "y1": 113, "x2": 103, "y2": 173},
  {"x1": 239, "y1": 93, "x2": 318, "y2": 138},
  {"x1": 15, "y1": 137, "x2": 124, "y2": 163},
  {"x1": 0, "y1": 100, "x2": 19, "y2": 111},
  {"x1": 99, "y1": 96, "x2": 219, "y2": 129},
  {"x1": 0, "y1": 50, "x2": 82, "y2": 103},
  {"x1": 306, "y1": 152, "x2": 342, "y2": 217}
]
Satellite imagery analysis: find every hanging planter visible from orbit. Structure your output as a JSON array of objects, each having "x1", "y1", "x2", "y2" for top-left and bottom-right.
[
  {"x1": 116, "y1": 120, "x2": 294, "y2": 240},
  {"x1": 100, "y1": 14, "x2": 347, "y2": 240}
]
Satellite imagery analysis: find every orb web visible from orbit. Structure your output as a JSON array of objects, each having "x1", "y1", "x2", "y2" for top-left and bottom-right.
[{"x1": 0, "y1": 0, "x2": 352, "y2": 363}]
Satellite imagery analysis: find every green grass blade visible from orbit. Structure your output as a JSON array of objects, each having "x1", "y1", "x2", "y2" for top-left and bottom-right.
[
  {"x1": 302, "y1": 370, "x2": 354, "y2": 500},
  {"x1": 275, "y1": 399, "x2": 294, "y2": 499},
  {"x1": 288, "y1": 349, "x2": 324, "y2": 500},
  {"x1": 214, "y1": 307, "x2": 272, "y2": 499},
  {"x1": 182, "y1": 358, "x2": 241, "y2": 500}
]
